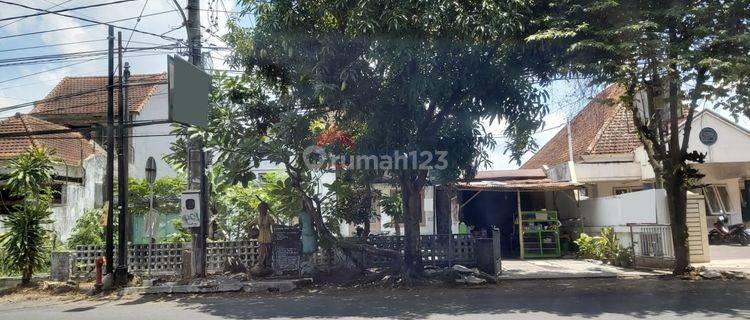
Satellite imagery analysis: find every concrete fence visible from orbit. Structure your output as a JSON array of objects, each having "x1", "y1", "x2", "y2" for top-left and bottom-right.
[
  {"x1": 57, "y1": 234, "x2": 489, "y2": 280},
  {"x1": 63, "y1": 240, "x2": 260, "y2": 279}
]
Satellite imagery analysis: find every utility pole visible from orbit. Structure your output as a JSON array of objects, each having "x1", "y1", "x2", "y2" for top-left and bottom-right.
[
  {"x1": 115, "y1": 32, "x2": 130, "y2": 285},
  {"x1": 186, "y1": 0, "x2": 207, "y2": 278},
  {"x1": 105, "y1": 25, "x2": 115, "y2": 276}
]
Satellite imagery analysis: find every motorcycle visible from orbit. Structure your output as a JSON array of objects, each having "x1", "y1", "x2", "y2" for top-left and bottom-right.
[{"x1": 708, "y1": 215, "x2": 750, "y2": 246}]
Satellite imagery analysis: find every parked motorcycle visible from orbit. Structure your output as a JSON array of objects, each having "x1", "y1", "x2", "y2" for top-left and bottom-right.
[{"x1": 708, "y1": 215, "x2": 750, "y2": 246}]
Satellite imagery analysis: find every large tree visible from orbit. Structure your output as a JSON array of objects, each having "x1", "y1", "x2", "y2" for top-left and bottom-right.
[
  {"x1": 227, "y1": 0, "x2": 557, "y2": 279},
  {"x1": 528, "y1": 0, "x2": 750, "y2": 273}
]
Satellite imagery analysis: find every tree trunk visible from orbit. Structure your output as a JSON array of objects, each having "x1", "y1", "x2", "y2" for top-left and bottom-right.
[
  {"x1": 665, "y1": 177, "x2": 690, "y2": 275},
  {"x1": 21, "y1": 265, "x2": 32, "y2": 286},
  {"x1": 400, "y1": 179, "x2": 423, "y2": 279},
  {"x1": 394, "y1": 217, "x2": 401, "y2": 236},
  {"x1": 363, "y1": 221, "x2": 370, "y2": 237}
]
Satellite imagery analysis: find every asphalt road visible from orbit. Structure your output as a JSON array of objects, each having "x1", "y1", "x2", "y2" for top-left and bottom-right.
[{"x1": 1, "y1": 278, "x2": 749, "y2": 320}]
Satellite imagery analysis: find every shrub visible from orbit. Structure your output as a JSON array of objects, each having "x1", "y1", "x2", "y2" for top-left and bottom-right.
[
  {"x1": 0, "y1": 148, "x2": 57, "y2": 285},
  {"x1": 66, "y1": 208, "x2": 106, "y2": 249},
  {"x1": 574, "y1": 227, "x2": 632, "y2": 266}
]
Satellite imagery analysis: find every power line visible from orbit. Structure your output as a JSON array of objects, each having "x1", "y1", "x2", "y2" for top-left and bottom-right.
[
  {"x1": 2, "y1": 132, "x2": 178, "y2": 140},
  {"x1": 0, "y1": 45, "x2": 179, "y2": 67},
  {"x1": 0, "y1": 0, "x2": 75, "y2": 29},
  {"x1": 0, "y1": 39, "x2": 170, "y2": 54},
  {"x1": 0, "y1": 39, "x2": 105, "y2": 54},
  {"x1": 0, "y1": 10, "x2": 179, "y2": 41},
  {"x1": 0, "y1": 51, "x2": 174, "y2": 86},
  {"x1": 0, "y1": 81, "x2": 167, "y2": 115},
  {"x1": 0, "y1": 59, "x2": 98, "y2": 85},
  {"x1": 124, "y1": 0, "x2": 151, "y2": 50},
  {"x1": 0, "y1": 0, "x2": 136, "y2": 22},
  {"x1": 0, "y1": 1, "x2": 182, "y2": 42},
  {"x1": 0, "y1": 119, "x2": 171, "y2": 139}
]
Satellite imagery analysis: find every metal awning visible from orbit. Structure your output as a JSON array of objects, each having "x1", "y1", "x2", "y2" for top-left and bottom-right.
[{"x1": 451, "y1": 179, "x2": 583, "y2": 192}]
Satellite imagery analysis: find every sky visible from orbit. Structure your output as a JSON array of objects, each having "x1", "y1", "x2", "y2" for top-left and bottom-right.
[
  {"x1": 0, "y1": 0, "x2": 240, "y2": 115},
  {"x1": 1, "y1": 1, "x2": 748, "y2": 171}
]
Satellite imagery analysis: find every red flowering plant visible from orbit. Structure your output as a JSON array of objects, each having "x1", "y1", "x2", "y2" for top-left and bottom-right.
[{"x1": 314, "y1": 126, "x2": 356, "y2": 170}]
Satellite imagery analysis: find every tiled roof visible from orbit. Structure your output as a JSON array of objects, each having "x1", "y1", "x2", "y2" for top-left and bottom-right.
[
  {"x1": 30, "y1": 73, "x2": 165, "y2": 116},
  {"x1": 0, "y1": 114, "x2": 95, "y2": 166},
  {"x1": 521, "y1": 85, "x2": 641, "y2": 169}
]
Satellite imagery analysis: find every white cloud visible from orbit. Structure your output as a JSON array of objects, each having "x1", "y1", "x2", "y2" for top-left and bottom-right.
[{"x1": 0, "y1": 0, "x2": 239, "y2": 114}]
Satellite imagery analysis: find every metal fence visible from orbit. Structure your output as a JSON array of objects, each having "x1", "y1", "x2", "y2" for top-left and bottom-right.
[{"x1": 627, "y1": 224, "x2": 674, "y2": 268}]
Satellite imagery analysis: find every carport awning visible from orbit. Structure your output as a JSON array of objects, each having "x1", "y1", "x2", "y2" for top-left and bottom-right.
[{"x1": 452, "y1": 179, "x2": 584, "y2": 192}]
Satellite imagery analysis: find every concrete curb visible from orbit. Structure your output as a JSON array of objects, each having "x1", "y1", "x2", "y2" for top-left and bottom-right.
[{"x1": 121, "y1": 278, "x2": 313, "y2": 295}]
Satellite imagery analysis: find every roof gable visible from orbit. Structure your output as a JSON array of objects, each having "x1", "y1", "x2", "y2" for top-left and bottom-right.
[
  {"x1": 30, "y1": 73, "x2": 165, "y2": 118},
  {"x1": 0, "y1": 114, "x2": 95, "y2": 166},
  {"x1": 522, "y1": 85, "x2": 641, "y2": 169}
]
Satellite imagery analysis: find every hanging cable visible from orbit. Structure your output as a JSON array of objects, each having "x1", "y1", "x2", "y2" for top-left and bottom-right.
[
  {"x1": 124, "y1": 0, "x2": 151, "y2": 50},
  {"x1": 0, "y1": 10, "x2": 179, "y2": 41}
]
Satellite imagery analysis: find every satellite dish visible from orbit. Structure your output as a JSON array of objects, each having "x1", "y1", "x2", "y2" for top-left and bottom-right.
[{"x1": 145, "y1": 157, "x2": 157, "y2": 184}]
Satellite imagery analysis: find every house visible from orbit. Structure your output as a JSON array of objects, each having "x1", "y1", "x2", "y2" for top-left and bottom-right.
[
  {"x1": 0, "y1": 74, "x2": 179, "y2": 242},
  {"x1": 519, "y1": 85, "x2": 750, "y2": 262},
  {"x1": 30, "y1": 73, "x2": 177, "y2": 180},
  {"x1": 0, "y1": 114, "x2": 105, "y2": 242},
  {"x1": 338, "y1": 169, "x2": 581, "y2": 260}
]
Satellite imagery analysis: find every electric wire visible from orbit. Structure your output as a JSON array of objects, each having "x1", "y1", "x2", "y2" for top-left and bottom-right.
[
  {"x1": 0, "y1": 0, "x2": 76, "y2": 29},
  {"x1": 0, "y1": 1, "x2": 182, "y2": 42},
  {"x1": 0, "y1": 10, "x2": 179, "y2": 41},
  {"x1": 124, "y1": 0, "x2": 151, "y2": 50},
  {"x1": 0, "y1": 0, "x2": 137, "y2": 22}
]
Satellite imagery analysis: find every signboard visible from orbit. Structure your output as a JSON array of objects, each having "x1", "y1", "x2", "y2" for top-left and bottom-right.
[
  {"x1": 167, "y1": 55, "x2": 211, "y2": 127},
  {"x1": 271, "y1": 225, "x2": 301, "y2": 275},
  {"x1": 699, "y1": 127, "x2": 718, "y2": 146},
  {"x1": 180, "y1": 191, "x2": 201, "y2": 228}
]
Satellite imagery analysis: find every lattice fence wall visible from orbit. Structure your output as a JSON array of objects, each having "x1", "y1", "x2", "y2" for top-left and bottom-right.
[
  {"x1": 72, "y1": 240, "x2": 259, "y2": 278},
  {"x1": 314, "y1": 234, "x2": 477, "y2": 268},
  {"x1": 206, "y1": 240, "x2": 259, "y2": 272},
  {"x1": 71, "y1": 235, "x2": 476, "y2": 277}
]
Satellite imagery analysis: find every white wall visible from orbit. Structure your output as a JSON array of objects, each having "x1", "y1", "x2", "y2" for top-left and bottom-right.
[
  {"x1": 575, "y1": 162, "x2": 643, "y2": 182},
  {"x1": 131, "y1": 84, "x2": 177, "y2": 180},
  {"x1": 578, "y1": 189, "x2": 668, "y2": 232},
  {"x1": 51, "y1": 153, "x2": 107, "y2": 242},
  {"x1": 341, "y1": 184, "x2": 436, "y2": 236},
  {"x1": 683, "y1": 111, "x2": 750, "y2": 163}
]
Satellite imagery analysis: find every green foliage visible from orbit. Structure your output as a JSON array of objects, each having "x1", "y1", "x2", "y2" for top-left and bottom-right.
[
  {"x1": 574, "y1": 233, "x2": 598, "y2": 260},
  {"x1": 216, "y1": 171, "x2": 302, "y2": 240},
  {"x1": 0, "y1": 148, "x2": 57, "y2": 284},
  {"x1": 163, "y1": 218, "x2": 191, "y2": 243},
  {"x1": 323, "y1": 171, "x2": 378, "y2": 230},
  {"x1": 379, "y1": 192, "x2": 403, "y2": 226},
  {"x1": 66, "y1": 208, "x2": 105, "y2": 249},
  {"x1": 574, "y1": 227, "x2": 632, "y2": 267},
  {"x1": 127, "y1": 176, "x2": 186, "y2": 216}
]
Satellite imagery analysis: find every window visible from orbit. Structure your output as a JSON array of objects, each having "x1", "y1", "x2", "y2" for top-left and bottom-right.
[
  {"x1": 51, "y1": 183, "x2": 66, "y2": 205},
  {"x1": 613, "y1": 187, "x2": 643, "y2": 195},
  {"x1": 703, "y1": 185, "x2": 732, "y2": 215}
]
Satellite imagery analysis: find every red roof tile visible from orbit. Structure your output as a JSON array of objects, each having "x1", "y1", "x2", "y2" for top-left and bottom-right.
[
  {"x1": 30, "y1": 73, "x2": 165, "y2": 117},
  {"x1": 0, "y1": 114, "x2": 95, "y2": 166},
  {"x1": 521, "y1": 85, "x2": 641, "y2": 169}
]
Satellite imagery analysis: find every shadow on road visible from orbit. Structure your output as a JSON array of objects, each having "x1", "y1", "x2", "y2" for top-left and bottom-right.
[{"x1": 119, "y1": 278, "x2": 750, "y2": 319}]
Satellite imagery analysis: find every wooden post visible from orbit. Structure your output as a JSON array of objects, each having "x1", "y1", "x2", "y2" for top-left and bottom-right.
[{"x1": 517, "y1": 190, "x2": 524, "y2": 259}]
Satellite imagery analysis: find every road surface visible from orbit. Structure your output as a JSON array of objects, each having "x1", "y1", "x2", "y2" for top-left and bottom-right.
[{"x1": 0, "y1": 278, "x2": 748, "y2": 319}]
